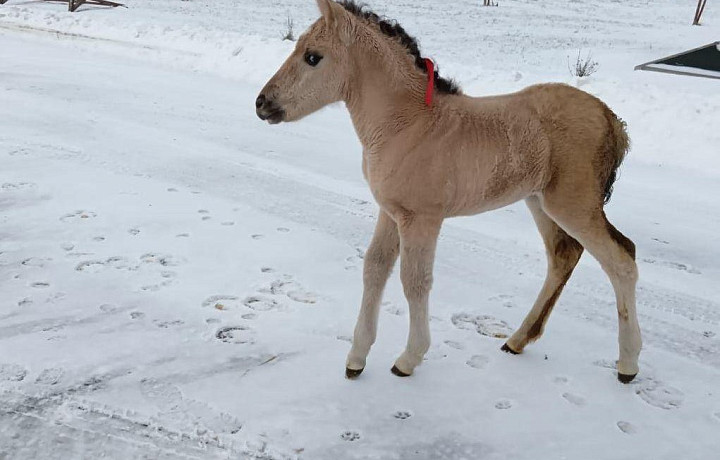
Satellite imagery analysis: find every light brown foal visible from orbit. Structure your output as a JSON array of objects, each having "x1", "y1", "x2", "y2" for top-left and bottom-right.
[{"x1": 257, "y1": 0, "x2": 641, "y2": 383}]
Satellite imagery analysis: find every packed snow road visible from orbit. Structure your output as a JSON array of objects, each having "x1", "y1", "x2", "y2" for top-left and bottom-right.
[{"x1": 1, "y1": 26, "x2": 719, "y2": 460}]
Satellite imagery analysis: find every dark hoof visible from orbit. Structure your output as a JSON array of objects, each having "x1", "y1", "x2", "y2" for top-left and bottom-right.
[
  {"x1": 391, "y1": 365, "x2": 411, "y2": 377},
  {"x1": 617, "y1": 372, "x2": 637, "y2": 384},
  {"x1": 345, "y1": 367, "x2": 364, "y2": 379},
  {"x1": 501, "y1": 343, "x2": 519, "y2": 355}
]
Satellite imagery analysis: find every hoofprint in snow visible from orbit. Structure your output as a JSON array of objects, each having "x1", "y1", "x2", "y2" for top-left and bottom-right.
[{"x1": 1, "y1": 1, "x2": 719, "y2": 459}]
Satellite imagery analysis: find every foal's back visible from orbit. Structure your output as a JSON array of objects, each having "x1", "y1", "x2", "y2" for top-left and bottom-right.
[{"x1": 432, "y1": 83, "x2": 622, "y2": 216}]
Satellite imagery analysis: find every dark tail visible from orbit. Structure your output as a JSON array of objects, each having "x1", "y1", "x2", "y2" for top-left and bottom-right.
[{"x1": 603, "y1": 112, "x2": 630, "y2": 204}]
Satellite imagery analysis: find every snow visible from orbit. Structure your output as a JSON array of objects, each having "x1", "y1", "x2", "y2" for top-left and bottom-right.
[{"x1": 1, "y1": 1, "x2": 719, "y2": 458}]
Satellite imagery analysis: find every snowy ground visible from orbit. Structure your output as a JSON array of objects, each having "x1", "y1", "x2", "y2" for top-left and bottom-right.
[{"x1": 1, "y1": 1, "x2": 720, "y2": 458}]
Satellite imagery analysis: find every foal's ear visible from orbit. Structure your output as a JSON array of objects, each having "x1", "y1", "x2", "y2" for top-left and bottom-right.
[
  {"x1": 316, "y1": 0, "x2": 354, "y2": 43},
  {"x1": 316, "y1": 0, "x2": 337, "y2": 24}
]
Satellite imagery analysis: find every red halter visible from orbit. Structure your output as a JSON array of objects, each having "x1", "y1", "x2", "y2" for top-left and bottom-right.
[{"x1": 424, "y1": 58, "x2": 435, "y2": 107}]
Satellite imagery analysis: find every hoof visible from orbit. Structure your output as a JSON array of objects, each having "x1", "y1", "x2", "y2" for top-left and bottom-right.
[
  {"x1": 345, "y1": 367, "x2": 364, "y2": 379},
  {"x1": 617, "y1": 372, "x2": 637, "y2": 384},
  {"x1": 391, "y1": 365, "x2": 411, "y2": 377},
  {"x1": 501, "y1": 343, "x2": 520, "y2": 355}
]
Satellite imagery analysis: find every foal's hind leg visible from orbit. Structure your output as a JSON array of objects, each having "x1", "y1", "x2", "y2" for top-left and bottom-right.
[
  {"x1": 503, "y1": 196, "x2": 584, "y2": 354},
  {"x1": 542, "y1": 198, "x2": 642, "y2": 383}
]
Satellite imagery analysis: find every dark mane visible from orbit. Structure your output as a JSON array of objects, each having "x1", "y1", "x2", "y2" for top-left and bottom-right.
[{"x1": 338, "y1": 1, "x2": 461, "y2": 95}]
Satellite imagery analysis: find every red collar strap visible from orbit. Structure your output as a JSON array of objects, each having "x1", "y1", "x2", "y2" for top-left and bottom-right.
[{"x1": 424, "y1": 58, "x2": 435, "y2": 107}]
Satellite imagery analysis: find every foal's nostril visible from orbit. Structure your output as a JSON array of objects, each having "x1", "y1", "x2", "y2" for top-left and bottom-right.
[{"x1": 255, "y1": 94, "x2": 266, "y2": 109}]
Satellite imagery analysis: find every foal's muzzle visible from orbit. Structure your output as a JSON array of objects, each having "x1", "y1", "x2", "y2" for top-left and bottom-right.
[{"x1": 255, "y1": 94, "x2": 285, "y2": 124}]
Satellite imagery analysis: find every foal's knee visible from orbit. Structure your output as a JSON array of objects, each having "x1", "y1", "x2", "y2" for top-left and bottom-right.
[
  {"x1": 400, "y1": 248, "x2": 434, "y2": 300},
  {"x1": 363, "y1": 242, "x2": 398, "y2": 284},
  {"x1": 549, "y1": 235, "x2": 583, "y2": 274}
]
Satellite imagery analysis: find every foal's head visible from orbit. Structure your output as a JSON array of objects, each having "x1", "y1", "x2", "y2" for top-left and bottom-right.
[{"x1": 255, "y1": 0, "x2": 355, "y2": 124}]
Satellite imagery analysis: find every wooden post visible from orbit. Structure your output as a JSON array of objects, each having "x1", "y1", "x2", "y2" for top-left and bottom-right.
[{"x1": 693, "y1": 0, "x2": 708, "y2": 25}]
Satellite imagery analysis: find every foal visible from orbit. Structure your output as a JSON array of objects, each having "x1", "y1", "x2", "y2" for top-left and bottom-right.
[{"x1": 257, "y1": 0, "x2": 641, "y2": 383}]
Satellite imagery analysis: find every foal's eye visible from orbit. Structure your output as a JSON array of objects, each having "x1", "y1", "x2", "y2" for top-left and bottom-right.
[{"x1": 304, "y1": 52, "x2": 323, "y2": 67}]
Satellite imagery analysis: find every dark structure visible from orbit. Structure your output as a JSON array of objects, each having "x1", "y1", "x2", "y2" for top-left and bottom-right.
[
  {"x1": 635, "y1": 42, "x2": 720, "y2": 80},
  {"x1": 0, "y1": 0, "x2": 125, "y2": 11}
]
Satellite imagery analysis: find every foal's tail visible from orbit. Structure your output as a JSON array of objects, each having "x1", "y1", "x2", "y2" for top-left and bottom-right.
[{"x1": 602, "y1": 111, "x2": 630, "y2": 204}]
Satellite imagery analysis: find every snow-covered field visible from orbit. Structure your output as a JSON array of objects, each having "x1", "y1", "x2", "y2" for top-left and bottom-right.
[{"x1": 1, "y1": 1, "x2": 719, "y2": 458}]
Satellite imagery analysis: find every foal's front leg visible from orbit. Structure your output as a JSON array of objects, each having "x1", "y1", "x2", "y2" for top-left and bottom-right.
[
  {"x1": 346, "y1": 212, "x2": 399, "y2": 378},
  {"x1": 391, "y1": 215, "x2": 443, "y2": 377}
]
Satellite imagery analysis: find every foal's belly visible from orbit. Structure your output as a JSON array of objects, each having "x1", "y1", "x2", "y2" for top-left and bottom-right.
[{"x1": 442, "y1": 150, "x2": 545, "y2": 217}]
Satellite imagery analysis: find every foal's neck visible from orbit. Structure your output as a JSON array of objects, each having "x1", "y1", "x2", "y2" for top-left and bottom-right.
[{"x1": 343, "y1": 47, "x2": 432, "y2": 153}]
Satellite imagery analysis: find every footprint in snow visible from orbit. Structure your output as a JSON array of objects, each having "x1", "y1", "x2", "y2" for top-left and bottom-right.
[
  {"x1": 261, "y1": 278, "x2": 318, "y2": 304},
  {"x1": 140, "y1": 253, "x2": 179, "y2": 267},
  {"x1": 1, "y1": 181, "x2": 36, "y2": 191},
  {"x1": 344, "y1": 247, "x2": 365, "y2": 271},
  {"x1": 633, "y1": 378, "x2": 683, "y2": 410},
  {"x1": 553, "y1": 376, "x2": 569, "y2": 385},
  {"x1": 140, "y1": 377, "x2": 183, "y2": 410},
  {"x1": 592, "y1": 358, "x2": 616, "y2": 370},
  {"x1": 35, "y1": 368, "x2": 64, "y2": 386},
  {"x1": 216, "y1": 326, "x2": 255, "y2": 344},
  {"x1": 443, "y1": 340, "x2": 465, "y2": 350},
  {"x1": 466, "y1": 355, "x2": 489, "y2": 369},
  {"x1": 99, "y1": 304, "x2": 118, "y2": 313},
  {"x1": 592, "y1": 360, "x2": 683, "y2": 409},
  {"x1": 154, "y1": 319, "x2": 184, "y2": 329},
  {"x1": 30, "y1": 282, "x2": 50, "y2": 289},
  {"x1": 128, "y1": 228, "x2": 140, "y2": 236},
  {"x1": 340, "y1": 431, "x2": 361, "y2": 442},
  {"x1": 261, "y1": 267, "x2": 275, "y2": 273},
  {"x1": 243, "y1": 295, "x2": 281, "y2": 311},
  {"x1": 0, "y1": 363, "x2": 27, "y2": 382},
  {"x1": 287, "y1": 290, "x2": 317, "y2": 304},
  {"x1": 384, "y1": 302, "x2": 405, "y2": 316},
  {"x1": 641, "y1": 258, "x2": 701, "y2": 275},
  {"x1": 21, "y1": 257, "x2": 51, "y2": 268},
  {"x1": 18, "y1": 298, "x2": 33, "y2": 307},
  {"x1": 130, "y1": 311, "x2": 145, "y2": 319},
  {"x1": 202, "y1": 295, "x2": 240, "y2": 311},
  {"x1": 393, "y1": 411, "x2": 412, "y2": 420},
  {"x1": 76, "y1": 256, "x2": 132, "y2": 273},
  {"x1": 451, "y1": 313, "x2": 514, "y2": 339},
  {"x1": 562, "y1": 392, "x2": 586, "y2": 406},
  {"x1": 221, "y1": 221, "x2": 234, "y2": 226},
  {"x1": 494, "y1": 399, "x2": 513, "y2": 410},
  {"x1": 60, "y1": 210, "x2": 96, "y2": 222},
  {"x1": 277, "y1": 227, "x2": 290, "y2": 233},
  {"x1": 616, "y1": 421, "x2": 637, "y2": 435}
]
